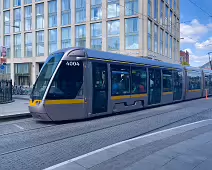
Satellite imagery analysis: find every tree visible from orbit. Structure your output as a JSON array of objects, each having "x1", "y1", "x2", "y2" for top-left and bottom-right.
[{"x1": 181, "y1": 62, "x2": 190, "y2": 66}]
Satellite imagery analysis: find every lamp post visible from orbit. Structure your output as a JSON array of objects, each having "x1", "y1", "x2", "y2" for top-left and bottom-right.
[{"x1": 208, "y1": 52, "x2": 212, "y2": 70}]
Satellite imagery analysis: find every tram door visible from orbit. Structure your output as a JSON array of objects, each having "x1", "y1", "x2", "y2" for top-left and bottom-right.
[
  {"x1": 148, "y1": 68, "x2": 161, "y2": 105},
  {"x1": 173, "y1": 70, "x2": 183, "y2": 101},
  {"x1": 92, "y1": 63, "x2": 108, "y2": 114}
]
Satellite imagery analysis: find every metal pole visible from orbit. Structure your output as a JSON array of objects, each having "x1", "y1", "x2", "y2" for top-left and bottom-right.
[{"x1": 208, "y1": 52, "x2": 212, "y2": 70}]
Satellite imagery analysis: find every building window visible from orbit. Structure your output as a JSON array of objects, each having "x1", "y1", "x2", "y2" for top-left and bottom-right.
[
  {"x1": 165, "y1": 5, "x2": 168, "y2": 30},
  {"x1": 49, "y1": 0, "x2": 57, "y2": 28},
  {"x1": 76, "y1": 0, "x2": 86, "y2": 23},
  {"x1": 36, "y1": 0, "x2": 42, "y2": 2},
  {"x1": 148, "y1": 19, "x2": 152, "y2": 51},
  {"x1": 76, "y1": 25, "x2": 86, "y2": 47},
  {"x1": 148, "y1": 0, "x2": 152, "y2": 17},
  {"x1": 108, "y1": 20, "x2": 120, "y2": 51},
  {"x1": 4, "y1": 11, "x2": 10, "y2": 34},
  {"x1": 4, "y1": 36, "x2": 11, "y2": 58},
  {"x1": 91, "y1": 23, "x2": 102, "y2": 50},
  {"x1": 176, "y1": 41, "x2": 179, "y2": 61},
  {"x1": 170, "y1": 36, "x2": 172, "y2": 58},
  {"x1": 170, "y1": 0, "x2": 172, "y2": 8},
  {"x1": 160, "y1": 0, "x2": 164, "y2": 24},
  {"x1": 25, "y1": 33, "x2": 32, "y2": 57},
  {"x1": 14, "y1": 0, "x2": 21, "y2": 7},
  {"x1": 125, "y1": 0, "x2": 138, "y2": 16},
  {"x1": 36, "y1": 31, "x2": 44, "y2": 56},
  {"x1": 108, "y1": 0, "x2": 120, "y2": 18},
  {"x1": 154, "y1": 0, "x2": 158, "y2": 21},
  {"x1": 49, "y1": 29, "x2": 57, "y2": 54},
  {"x1": 160, "y1": 28, "x2": 163, "y2": 55},
  {"x1": 170, "y1": 10, "x2": 172, "y2": 32},
  {"x1": 36, "y1": 3, "x2": 44, "y2": 29},
  {"x1": 91, "y1": 0, "x2": 102, "y2": 20},
  {"x1": 25, "y1": 6, "x2": 32, "y2": 31},
  {"x1": 173, "y1": 38, "x2": 176, "y2": 61},
  {"x1": 154, "y1": 24, "x2": 158, "y2": 53},
  {"x1": 14, "y1": 34, "x2": 21, "y2": 58},
  {"x1": 24, "y1": 0, "x2": 32, "y2": 4},
  {"x1": 62, "y1": 0, "x2": 71, "y2": 26},
  {"x1": 4, "y1": 0, "x2": 10, "y2": 9},
  {"x1": 165, "y1": 32, "x2": 168, "y2": 56},
  {"x1": 14, "y1": 8, "x2": 21, "y2": 32},
  {"x1": 174, "y1": 0, "x2": 176, "y2": 11},
  {"x1": 125, "y1": 18, "x2": 139, "y2": 50},
  {"x1": 61, "y1": 27, "x2": 71, "y2": 48}
]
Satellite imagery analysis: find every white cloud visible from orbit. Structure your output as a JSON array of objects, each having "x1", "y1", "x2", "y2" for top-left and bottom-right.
[
  {"x1": 183, "y1": 48, "x2": 209, "y2": 67},
  {"x1": 180, "y1": 19, "x2": 209, "y2": 44},
  {"x1": 195, "y1": 37, "x2": 212, "y2": 50}
]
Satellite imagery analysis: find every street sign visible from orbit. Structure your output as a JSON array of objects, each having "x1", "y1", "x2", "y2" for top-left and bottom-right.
[{"x1": 0, "y1": 65, "x2": 5, "y2": 70}]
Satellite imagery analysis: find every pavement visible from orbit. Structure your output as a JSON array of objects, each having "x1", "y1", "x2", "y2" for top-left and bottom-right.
[
  {"x1": 45, "y1": 119, "x2": 212, "y2": 170},
  {"x1": 12, "y1": 94, "x2": 30, "y2": 100},
  {"x1": 0, "y1": 98, "x2": 30, "y2": 119}
]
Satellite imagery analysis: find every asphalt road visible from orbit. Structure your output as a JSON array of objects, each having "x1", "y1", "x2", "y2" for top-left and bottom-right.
[{"x1": 1, "y1": 98, "x2": 212, "y2": 170}]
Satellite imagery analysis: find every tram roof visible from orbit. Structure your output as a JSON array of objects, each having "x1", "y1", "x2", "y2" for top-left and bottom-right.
[{"x1": 54, "y1": 47, "x2": 184, "y2": 69}]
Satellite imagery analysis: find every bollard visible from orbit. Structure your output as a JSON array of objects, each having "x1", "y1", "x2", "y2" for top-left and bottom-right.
[{"x1": 206, "y1": 89, "x2": 208, "y2": 100}]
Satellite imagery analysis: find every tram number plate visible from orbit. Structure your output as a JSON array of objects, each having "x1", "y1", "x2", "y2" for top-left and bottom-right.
[{"x1": 66, "y1": 61, "x2": 80, "y2": 66}]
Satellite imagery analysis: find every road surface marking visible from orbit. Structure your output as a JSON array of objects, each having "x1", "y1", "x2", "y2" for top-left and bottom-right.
[
  {"x1": 44, "y1": 119, "x2": 212, "y2": 170},
  {"x1": 14, "y1": 124, "x2": 24, "y2": 130}
]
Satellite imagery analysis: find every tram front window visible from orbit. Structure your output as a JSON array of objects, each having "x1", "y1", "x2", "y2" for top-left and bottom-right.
[
  {"x1": 46, "y1": 60, "x2": 83, "y2": 100},
  {"x1": 31, "y1": 52, "x2": 64, "y2": 100}
]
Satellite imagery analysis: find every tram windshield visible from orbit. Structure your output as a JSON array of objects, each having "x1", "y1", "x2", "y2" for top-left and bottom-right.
[{"x1": 31, "y1": 52, "x2": 64, "y2": 100}]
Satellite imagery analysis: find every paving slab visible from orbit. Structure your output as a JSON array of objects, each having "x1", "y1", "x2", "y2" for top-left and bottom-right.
[
  {"x1": 44, "y1": 119, "x2": 212, "y2": 170},
  {"x1": 0, "y1": 99, "x2": 30, "y2": 119}
]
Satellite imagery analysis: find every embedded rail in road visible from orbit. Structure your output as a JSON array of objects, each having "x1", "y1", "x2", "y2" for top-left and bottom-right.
[{"x1": 0, "y1": 98, "x2": 212, "y2": 170}]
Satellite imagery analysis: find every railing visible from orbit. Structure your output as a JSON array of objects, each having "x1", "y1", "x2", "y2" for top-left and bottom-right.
[{"x1": 0, "y1": 80, "x2": 12, "y2": 104}]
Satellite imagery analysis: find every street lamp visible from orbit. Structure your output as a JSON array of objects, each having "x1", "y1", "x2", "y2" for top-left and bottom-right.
[{"x1": 208, "y1": 52, "x2": 212, "y2": 70}]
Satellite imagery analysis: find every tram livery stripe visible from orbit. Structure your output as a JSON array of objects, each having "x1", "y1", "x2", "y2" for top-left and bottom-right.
[
  {"x1": 163, "y1": 92, "x2": 173, "y2": 95},
  {"x1": 111, "y1": 94, "x2": 147, "y2": 100},
  {"x1": 45, "y1": 99, "x2": 85, "y2": 105}
]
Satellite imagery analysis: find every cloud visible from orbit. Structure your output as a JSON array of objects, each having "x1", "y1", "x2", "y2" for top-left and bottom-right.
[
  {"x1": 195, "y1": 37, "x2": 212, "y2": 50},
  {"x1": 180, "y1": 19, "x2": 209, "y2": 44},
  {"x1": 183, "y1": 48, "x2": 209, "y2": 67}
]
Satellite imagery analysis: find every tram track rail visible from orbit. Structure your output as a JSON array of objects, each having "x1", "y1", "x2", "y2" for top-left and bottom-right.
[
  {"x1": 1, "y1": 99, "x2": 211, "y2": 157},
  {"x1": 0, "y1": 99, "x2": 203, "y2": 137}
]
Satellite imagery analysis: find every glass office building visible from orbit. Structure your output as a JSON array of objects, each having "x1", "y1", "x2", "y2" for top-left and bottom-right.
[{"x1": 0, "y1": 0, "x2": 180, "y2": 86}]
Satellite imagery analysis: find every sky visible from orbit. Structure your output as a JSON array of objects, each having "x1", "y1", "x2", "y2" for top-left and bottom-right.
[{"x1": 180, "y1": 0, "x2": 212, "y2": 67}]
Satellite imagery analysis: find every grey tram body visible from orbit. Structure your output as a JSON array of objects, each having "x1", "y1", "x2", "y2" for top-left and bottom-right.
[{"x1": 29, "y1": 48, "x2": 212, "y2": 121}]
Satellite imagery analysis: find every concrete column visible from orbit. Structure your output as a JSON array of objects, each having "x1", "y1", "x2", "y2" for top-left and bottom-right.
[
  {"x1": 119, "y1": 0, "x2": 125, "y2": 52},
  {"x1": 101, "y1": 0, "x2": 107, "y2": 51},
  {"x1": 86, "y1": 0, "x2": 91, "y2": 48},
  {"x1": 142, "y1": 0, "x2": 148, "y2": 57},
  {"x1": 71, "y1": 0, "x2": 76, "y2": 46},
  {"x1": 0, "y1": 0, "x2": 3, "y2": 46},
  {"x1": 10, "y1": 0, "x2": 15, "y2": 83},
  {"x1": 44, "y1": 0, "x2": 49, "y2": 57},
  {"x1": 57, "y1": 0, "x2": 62, "y2": 49},
  {"x1": 21, "y1": 0, "x2": 25, "y2": 59}
]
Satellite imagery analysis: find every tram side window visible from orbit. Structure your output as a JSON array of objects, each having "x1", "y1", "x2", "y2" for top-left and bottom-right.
[
  {"x1": 46, "y1": 61, "x2": 83, "y2": 100},
  {"x1": 111, "y1": 65, "x2": 130, "y2": 96},
  {"x1": 131, "y1": 67, "x2": 147, "y2": 94},
  {"x1": 163, "y1": 70, "x2": 173, "y2": 92},
  {"x1": 188, "y1": 71, "x2": 201, "y2": 90}
]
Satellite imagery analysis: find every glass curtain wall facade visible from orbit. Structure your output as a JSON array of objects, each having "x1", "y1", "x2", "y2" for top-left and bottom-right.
[{"x1": 0, "y1": 0, "x2": 180, "y2": 85}]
